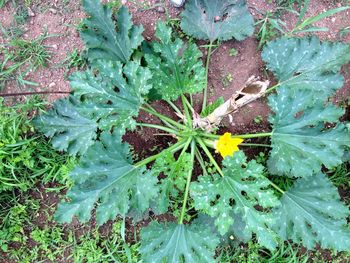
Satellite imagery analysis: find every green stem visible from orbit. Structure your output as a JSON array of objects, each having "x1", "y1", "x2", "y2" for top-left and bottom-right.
[
  {"x1": 196, "y1": 137, "x2": 224, "y2": 177},
  {"x1": 135, "y1": 140, "x2": 186, "y2": 168},
  {"x1": 195, "y1": 147, "x2": 208, "y2": 175},
  {"x1": 166, "y1": 100, "x2": 182, "y2": 116},
  {"x1": 241, "y1": 143, "x2": 271, "y2": 148},
  {"x1": 141, "y1": 106, "x2": 186, "y2": 130},
  {"x1": 202, "y1": 40, "x2": 214, "y2": 112},
  {"x1": 136, "y1": 123, "x2": 179, "y2": 136},
  {"x1": 183, "y1": 95, "x2": 195, "y2": 113},
  {"x1": 201, "y1": 132, "x2": 273, "y2": 139},
  {"x1": 265, "y1": 83, "x2": 280, "y2": 94},
  {"x1": 181, "y1": 94, "x2": 192, "y2": 128},
  {"x1": 179, "y1": 140, "x2": 195, "y2": 224},
  {"x1": 269, "y1": 181, "x2": 285, "y2": 194},
  {"x1": 179, "y1": 136, "x2": 193, "y2": 157}
]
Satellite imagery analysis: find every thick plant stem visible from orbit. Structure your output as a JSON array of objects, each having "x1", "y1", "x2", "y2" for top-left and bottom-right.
[
  {"x1": 166, "y1": 100, "x2": 182, "y2": 116},
  {"x1": 201, "y1": 40, "x2": 214, "y2": 112},
  {"x1": 196, "y1": 137, "x2": 224, "y2": 177},
  {"x1": 195, "y1": 147, "x2": 208, "y2": 175},
  {"x1": 136, "y1": 123, "x2": 179, "y2": 136},
  {"x1": 183, "y1": 95, "x2": 195, "y2": 113},
  {"x1": 179, "y1": 140, "x2": 195, "y2": 224},
  {"x1": 143, "y1": 104, "x2": 178, "y2": 129},
  {"x1": 201, "y1": 132, "x2": 273, "y2": 139},
  {"x1": 134, "y1": 140, "x2": 186, "y2": 168},
  {"x1": 141, "y1": 106, "x2": 186, "y2": 130},
  {"x1": 181, "y1": 94, "x2": 192, "y2": 128}
]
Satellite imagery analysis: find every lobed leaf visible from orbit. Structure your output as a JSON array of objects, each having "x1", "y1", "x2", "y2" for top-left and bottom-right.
[
  {"x1": 70, "y1": 60, "x2": 152, "y2": 131},
  {"x1": 262, "y1": 37, "x2": 350, "y2": 102},
  {"x1": 180, "y1": 0, "x2": 254, "y2": 42},
  {"x1": 146, "y1": 22, "x2": 206, "y2": 101},
  {"x1": 34, "y1": 60, "x2": 151, "y2": 156},
  {"x1": 268, "y1": 87, "x2": 350, "y2": 177},
  {"x1": 32, "y1": 97, "x2": 98, "y2": 156},
  {"x1": 191, "y1": 151, "x2": 279, "y2": 250},
  {"x1": 81, "y1": 1, "x2": 143, "y2": 63},
  {"x1": 273, "y1": 173, "x2": 350, "y2": 251},
  {"x1": 151, "y1": 150, "x2": 192, "y2": 213},
  {"x1": 55, "y1": 131, "x2": 158, "y2": 225},
  {"x1": 140, "y1": 221, "x2": 219, "y2": 263}
]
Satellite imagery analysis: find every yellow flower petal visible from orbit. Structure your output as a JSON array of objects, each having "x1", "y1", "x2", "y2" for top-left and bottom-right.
[{"x1": 215, "y1": 132, "x2": 243, "y2": 158}]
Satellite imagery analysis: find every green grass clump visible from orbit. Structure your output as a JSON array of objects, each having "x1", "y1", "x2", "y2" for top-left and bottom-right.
[
  {"x1": 0, "y1": 97, "x2": 74, "y2": 212},
  {"x1": 0, "y1": 34, "x2": 51, "y2": 89}
]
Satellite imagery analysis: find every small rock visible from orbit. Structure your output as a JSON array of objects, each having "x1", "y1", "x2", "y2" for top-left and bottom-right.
[
  {"x1": 214, "y1": 16, "x2": 221, "y2": 22},
  {"x1": 157, "y1": 6, "x2": 165, "y2": 13},
  {"x1": 121, "y1": 0, "x2": 127, "y2": 4},
  {"x1": 146, "y1": 36, "x2": 151, "y2": 41},
  {"x1": 49, "y1": 82, "x2": 56, "y2": 88},
  {"x1": 28, "y1": 7, "x2": 35, "y2": 17},
  {"x1": 52, "y1": 44, "x2": 58, "y2": 50},
  {"x1": 49, "y1": 8, "x2": 57, "y2": 14},
  {"x1": 331, "y1": 17, "x2": 336, "y2": 23},
  {"x1": 29, "y1": 20, "x2": 34, "y2": 25}
]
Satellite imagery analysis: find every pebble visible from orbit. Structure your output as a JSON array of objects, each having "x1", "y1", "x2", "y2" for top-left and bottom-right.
[
  {"x1": 52, "y1": 44, "x2": 58, "y2": 50},
  {"x1": 121, "y1": 0, "x2": 127, "y2": 4},
  {"x1": 49, "y1": 8, "x2": 57, "y2": 14},
  {"x1": 28, "y1": 7, "x2": 35, "y2": 17},
  {"x1": 331, "y1": 17, "x2": 336, "y2": 23},
  {"x1": 157, "y1": 6, "x2": 165, "y2": 13},
  {"x1": 49, "y1": 82, "x2": 56, "y2": 88}
]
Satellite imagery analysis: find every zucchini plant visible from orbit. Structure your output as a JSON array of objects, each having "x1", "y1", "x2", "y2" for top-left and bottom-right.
[{"x1": 33, "y1": 0, "x2": 350, "y2": 261}]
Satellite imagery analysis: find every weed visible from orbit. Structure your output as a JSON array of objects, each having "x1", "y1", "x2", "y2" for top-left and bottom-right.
[
  {"x1": 61, "y1": 48, "x2": 88, "y2": 73},
  {"x1": 327, "y1": 163, "x2": 350, "y2": 188},
  {"x1": 256, "y1": 1, "x2": 350, "y2": 48},
  {"x1": 7, "y1": 36, "x2": 51, "y2": 68},
  {"x1": 73, "y1": 221, "x2": 141, "y2": 263},
  {"x1": 339, "y1": 26, "x2": 350, "y2": 38},
  {"x1": 229, "y1": 47, "x2": 238, "y2": 57},
  {"x1": 106, "y1": 0, "x2": 122, "y2": 11},
  {"x1": 0, "y1": 33, "x2": 52, "y2": 89},
  {"x1": 222, "y1": 73, "x2": 233, "y2": 87},
  {"x1": 0, "y1": 97, "x2": 74, "y2": 216},
  {"x1": 254, "y1": 115, "x2": 263, "y2": 124}
]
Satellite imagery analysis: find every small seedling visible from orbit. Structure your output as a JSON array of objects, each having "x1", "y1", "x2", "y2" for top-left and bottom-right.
[
  {"x1": 222, "y1": 73, "x2": 233, "y2": 87},
  {"x1": 229, "y1": 47, "x2": 238, "y2": 57},
  {"x1": 254, "y1": 115, "x2": 263, "y2": 124}
]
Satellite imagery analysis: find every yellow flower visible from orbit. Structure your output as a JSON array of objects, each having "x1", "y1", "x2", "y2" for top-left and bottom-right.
[{"x1": 215, "y1": 132, "x2": 243, "y2": 158}]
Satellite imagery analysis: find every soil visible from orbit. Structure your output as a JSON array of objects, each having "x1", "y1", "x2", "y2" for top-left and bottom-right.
[{"x1": 1, "y1": 0, "x2": 350, "y2": 262}]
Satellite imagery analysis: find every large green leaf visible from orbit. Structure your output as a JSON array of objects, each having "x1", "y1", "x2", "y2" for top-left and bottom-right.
[
  {"x1": 32, "y1": 97, "x2": 98, "y2": 156},
  {"x1": 34, "y1": 61, "x2": 151, "y2": 156},
  {"x1": 151, "y1": 150, "x2": 192, "y2": 213},
  {"x1": 262, "y1": 37, "x2": 350, "y2": 101},
  {"x1": 140, "y1": 221, "x2": 219, "y2": 263},
  {"x1": 180, "y1": 0, "x2": 254, "y2": 42},
  {"x1": 81, "y1": 1, "x2": 143, "y2": 63},
  {"x1": 273, "y1": 173, "x2": 350, "y2": 251},
  {"x1": 55, "y1": 131, "x2": 158, "y2": 225},
  {"x1": 268, "y1": 87, "x2": 350, "y2": 177},
  {"x1": 190, "y1": 151, "x2": 279, "y2": 250},
  {"x1": 145, "y1": 22, "x2": 205, "y2": 101},
  {"x1": 70, "y1": 60, "x2": 152, "y2": 130}
]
